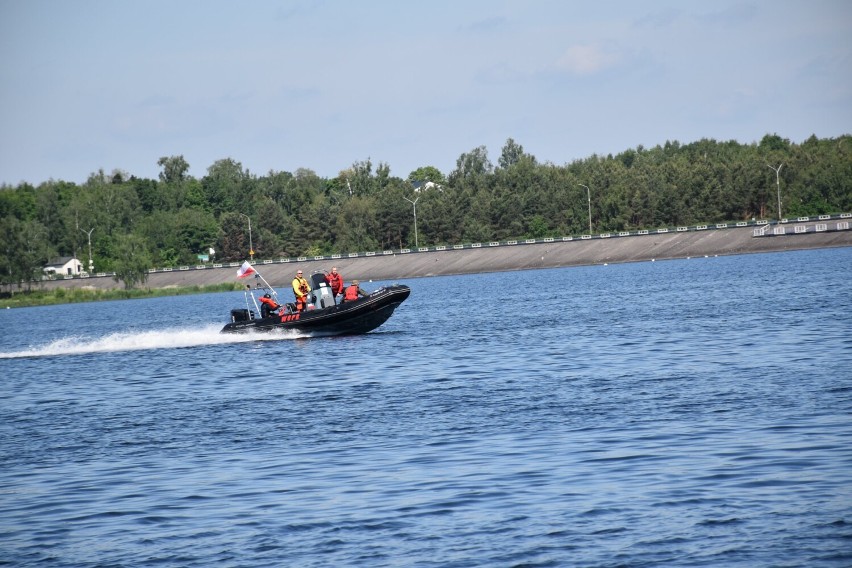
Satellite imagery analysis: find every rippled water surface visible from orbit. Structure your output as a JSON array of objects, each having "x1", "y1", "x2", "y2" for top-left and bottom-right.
[{"x1": 1, "y1": 248, "x2": 851, "y2": 567}]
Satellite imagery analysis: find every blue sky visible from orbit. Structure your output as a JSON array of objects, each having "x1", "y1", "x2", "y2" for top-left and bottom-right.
[{"x1": 1, "y1": 0, "x2": 850, "y2": 186}]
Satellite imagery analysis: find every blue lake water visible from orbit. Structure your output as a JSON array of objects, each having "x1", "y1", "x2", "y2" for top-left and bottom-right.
[{"x1": 1, "y1": 248, "x2": 851, "y2": 567}]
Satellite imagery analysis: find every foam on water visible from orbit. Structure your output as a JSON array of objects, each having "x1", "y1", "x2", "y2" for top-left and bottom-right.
[{"x1": 0, "y1": 324, "x2": 304, "y2": 359}]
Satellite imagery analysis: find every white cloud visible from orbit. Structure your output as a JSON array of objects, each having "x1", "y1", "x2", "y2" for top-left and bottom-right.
[
  {"x1": 1, "y1": 1, "x2": 850, "y2": 185},
  {"x1": 556, "y1": 44, "x2": 621, "y2": 75}
]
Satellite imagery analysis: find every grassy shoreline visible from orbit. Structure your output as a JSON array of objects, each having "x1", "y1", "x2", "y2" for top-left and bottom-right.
[{"x1": 0, "y1": 282, "x2": 244, "y2": 309}]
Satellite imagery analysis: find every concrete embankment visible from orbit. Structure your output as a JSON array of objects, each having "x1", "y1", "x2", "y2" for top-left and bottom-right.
[{"x1": 34, "y1": 222, "x2": 852, "y2": 292}]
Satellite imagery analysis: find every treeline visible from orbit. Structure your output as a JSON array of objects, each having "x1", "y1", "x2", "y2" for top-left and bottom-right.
[{"x1": 1, "y1": 133, "x2": 850, "y2": 288}]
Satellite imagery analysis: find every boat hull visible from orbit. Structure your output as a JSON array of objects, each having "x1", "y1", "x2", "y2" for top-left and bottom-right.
[{"x1": 220, "y1": 284, "x2": 410, "y2": 336}]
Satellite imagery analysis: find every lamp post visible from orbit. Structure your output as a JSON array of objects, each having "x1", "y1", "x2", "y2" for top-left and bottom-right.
[
  {"x1": 403, "y1": 196, "x2": 420, "y2": 248},
  {"x1": 578, "y1": 184, "x2": 592, "y2": 234},
  {"x1": 239, "y1": 213, "x2": 254, "y2": 260},
  {"x1": 767, "y1": 163, "x2": 783, "y2": 221},
  {"x1": 80, "y1": 227, "x2": 94, "y2": 273}
]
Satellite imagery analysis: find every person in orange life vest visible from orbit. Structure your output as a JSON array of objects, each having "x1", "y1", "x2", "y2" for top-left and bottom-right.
[
  {"x1": 292, "y1": 270, "x2": 311, "y2": 311},
  {"x1": 259, "y1": 293, "x2": 280, "y2": 318},
  {"x1": 343, "y1": 279, "x2": 368, "y2": 302},
  {"x1": 324, "y1": 266, "x2": 344, "y2": 298}
]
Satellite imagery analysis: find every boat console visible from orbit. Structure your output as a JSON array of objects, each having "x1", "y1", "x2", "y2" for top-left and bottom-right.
[{"x1": 310, "y1": 272, "x2": 336, "y2": 309}]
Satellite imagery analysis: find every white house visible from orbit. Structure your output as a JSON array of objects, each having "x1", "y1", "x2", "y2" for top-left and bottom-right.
[
  {"x1": 43, "y1": 256, "x2": 83, "y2": 277},
  {"x1": 412, "y1": 180, "x2": 443, "y2": 193}
]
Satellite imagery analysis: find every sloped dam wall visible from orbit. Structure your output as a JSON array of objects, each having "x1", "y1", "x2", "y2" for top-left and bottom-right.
[{"x1": 34, "y1": 220, "x2": 852, "y2": 291}]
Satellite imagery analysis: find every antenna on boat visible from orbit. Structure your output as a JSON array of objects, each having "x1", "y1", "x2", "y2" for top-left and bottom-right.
[{"x1": 244, "y1": 283, "x2": 260, "y2": 316}]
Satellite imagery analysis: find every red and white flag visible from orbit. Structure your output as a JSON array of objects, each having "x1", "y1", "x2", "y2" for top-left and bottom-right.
[{"x1": 236, "y1": 261, "x2": 256, "y2": 279}]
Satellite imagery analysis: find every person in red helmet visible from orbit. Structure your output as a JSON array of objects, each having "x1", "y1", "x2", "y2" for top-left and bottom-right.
[{"x1": 259, "y1": 293, "x2": 280, "y2": 318}]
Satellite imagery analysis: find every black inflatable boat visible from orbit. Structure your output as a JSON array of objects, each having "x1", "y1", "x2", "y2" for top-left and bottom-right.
[{"x1": 220, "y1": 269, "x2": 410, "y2": 336}]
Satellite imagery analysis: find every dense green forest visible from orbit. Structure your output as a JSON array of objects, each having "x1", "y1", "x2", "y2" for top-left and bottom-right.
[{"x1": 1, "y1": 133, "x2": 850, "y2": 288}]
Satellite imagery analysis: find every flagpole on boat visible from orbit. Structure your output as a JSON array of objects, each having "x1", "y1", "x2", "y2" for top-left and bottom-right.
[
  {"x1": 238, "y1": 260, "x2": 280, "y2": 305},
  {"x1": 255, "y1": 271, "x2": 279, "y2": 303}
]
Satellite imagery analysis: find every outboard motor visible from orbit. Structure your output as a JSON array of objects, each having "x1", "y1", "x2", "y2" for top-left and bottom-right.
[
  {"x1": 230, "y1": 308, "x2": 253, "y2": 322},
  {"x1": 310, "y1": 272, "x2": 336, "y2": 308}
]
